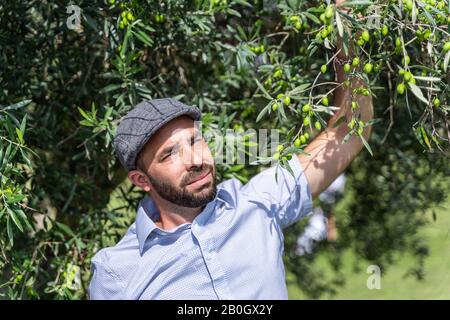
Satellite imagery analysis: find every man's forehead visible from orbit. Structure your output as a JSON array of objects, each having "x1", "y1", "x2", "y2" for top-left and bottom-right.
[
  {"x1": 158, "y1": 119, "x2": 198, "y2": 144},
  {"x1": 143, "y1": 117, "x2": 198, "y2": 154}
]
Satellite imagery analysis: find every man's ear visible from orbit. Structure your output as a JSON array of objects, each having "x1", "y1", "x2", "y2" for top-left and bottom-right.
[{"x1": 128, "y1": 170, "x2": 152, "y2": 193}]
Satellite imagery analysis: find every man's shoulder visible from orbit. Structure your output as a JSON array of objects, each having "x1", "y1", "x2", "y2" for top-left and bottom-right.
[
  {"x1": 217, "y1": 176, "x2": 243, "y2": 192},
  {"x1": 217, "y1": 164, "x2": 279, "y2": 199},
  {"x1": 91, "y1": 223, "x2": 140, "y2": 273},
  {"x1": 216, "y1": 157, "x2": 310, "y2": 213}
]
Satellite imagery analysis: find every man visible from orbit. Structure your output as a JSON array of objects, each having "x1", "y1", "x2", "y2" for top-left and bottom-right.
[
  {"x1": 89, "y1": 89, "x2": 372, "y2": 299},
  {"x1": 89, "y1": 11, "x2": 374, "y2": 302}
]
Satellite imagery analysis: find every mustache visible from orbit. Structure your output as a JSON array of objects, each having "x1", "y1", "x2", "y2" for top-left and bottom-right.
[{"x1": 181, "y1": 164, "x2": 214, "y2": 187}]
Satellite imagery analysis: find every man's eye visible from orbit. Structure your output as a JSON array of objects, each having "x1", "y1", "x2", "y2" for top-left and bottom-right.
[
  {"x1": 161, "y1": 151, "x2": 173, "y2": 160},
  {"x1": 192, "y1": 136, "x2": 202, "y2": 145}
]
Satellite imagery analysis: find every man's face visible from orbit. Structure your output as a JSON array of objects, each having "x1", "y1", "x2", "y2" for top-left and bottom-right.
[{"x1": 134, "y1": 116, "x2": 217, "y2": 208}]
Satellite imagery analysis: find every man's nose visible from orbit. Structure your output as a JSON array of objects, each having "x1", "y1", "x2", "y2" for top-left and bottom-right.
[{"x1": 182, "y1": 143, "x2": 203, "y2": 169}]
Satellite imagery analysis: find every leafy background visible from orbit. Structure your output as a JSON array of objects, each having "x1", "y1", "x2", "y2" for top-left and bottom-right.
[{"x1": 0, "y1": 0, "x2": 449, "y2": 299}]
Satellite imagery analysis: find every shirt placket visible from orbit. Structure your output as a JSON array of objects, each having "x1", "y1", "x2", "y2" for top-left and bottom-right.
[{"x1": 192, "y1": 206, "x2": 234, "y2": 300}]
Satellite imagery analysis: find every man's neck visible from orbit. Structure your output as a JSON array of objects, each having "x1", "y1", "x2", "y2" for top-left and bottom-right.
[{"x1": 150, "y1": 193, "x2": 203, "y2": 231}]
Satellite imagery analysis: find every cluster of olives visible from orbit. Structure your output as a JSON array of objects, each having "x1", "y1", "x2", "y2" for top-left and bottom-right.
[
  {"x1": 119, "y1": 10, "x2": 135, "y2": 29},
  {"x1": 211, "y1": 0, "x2": 228, "y2": 8},
  {"x1": 294, "y1": 132, "x2": 310, "y2": 147},
  {"x1": 250, "y1": 44, "x2": 265, "y2": 54},
  {"x1": 272, "y1": 145, "x2": 293, "y2": 162},
  {"x1": 402, "y1": 0, "x2": 450, "y2": 24},
  {"x1": 289, "y1": 15, "x2": 304, "y2": 30},
  {"x1": 300, "y1": 103, "x2": 323, "y2": 131},
  {"x1": 154, "y1": 13, "x2": 165, "y2": 23}
]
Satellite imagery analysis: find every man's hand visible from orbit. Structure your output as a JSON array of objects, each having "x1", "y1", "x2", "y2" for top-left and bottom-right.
[{"x1": 297, "y1": 0, "x2": 374, "y2": 199}]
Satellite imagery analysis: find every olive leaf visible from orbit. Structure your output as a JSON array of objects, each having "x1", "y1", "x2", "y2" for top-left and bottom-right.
[{"x1": 408, "y1": 83, "x2": 429, "y2": 105}]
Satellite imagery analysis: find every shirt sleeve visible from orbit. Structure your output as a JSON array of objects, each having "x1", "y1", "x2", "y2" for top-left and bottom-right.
[
  {"x1": 88, "y1": 250, "x2": 124, "y2": 300},
  {"x1": 241, "y1": 155, "x2": 313, "y2": 229}
]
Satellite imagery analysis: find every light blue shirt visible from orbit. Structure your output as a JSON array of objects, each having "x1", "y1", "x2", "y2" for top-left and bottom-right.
[{"x1": 89, "y1": 156, "x2": 313, "y2": 300}]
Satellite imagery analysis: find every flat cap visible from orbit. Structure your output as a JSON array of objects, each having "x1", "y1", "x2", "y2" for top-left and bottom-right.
[{"x1": 113, "y1": 98, "x2": 202, "y2": 171}]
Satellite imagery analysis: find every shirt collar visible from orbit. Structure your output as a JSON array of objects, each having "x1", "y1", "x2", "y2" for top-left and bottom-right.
[{"x1": 136, "y1": 186, "x2": 234, "y2": 255}]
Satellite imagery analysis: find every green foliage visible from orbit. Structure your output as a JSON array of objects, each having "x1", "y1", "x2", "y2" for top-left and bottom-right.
[{"x1": 0, "y1": 0, "x2": 449, "y2": 299}]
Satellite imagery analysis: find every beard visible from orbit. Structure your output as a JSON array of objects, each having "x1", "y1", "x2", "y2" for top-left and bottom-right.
[{"x1": 146, "y1": 163, "x2": 217, "y2": 208}]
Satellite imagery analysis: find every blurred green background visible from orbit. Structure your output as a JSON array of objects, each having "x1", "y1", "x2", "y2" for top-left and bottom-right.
[{"x1": 287, "y1": 180, "x2": 450, "y2": 300}]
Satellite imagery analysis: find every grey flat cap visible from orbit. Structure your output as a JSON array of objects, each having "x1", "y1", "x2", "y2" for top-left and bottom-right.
[{"x1": 113, "y1": 98, "x2": 202, "y2": 171}]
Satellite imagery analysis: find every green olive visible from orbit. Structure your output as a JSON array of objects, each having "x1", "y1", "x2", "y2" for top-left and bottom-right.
[
  {"x1": 433, "y1": 98, "x2": 440, "y2": 107},
  {"x1": 357, "y1": 127, "x2": 364, "y2": 135},
  {"x1": 346, "y1": 79, "x2": 352, "y2": 87},
  {"x1": 443, "y1": 42, "x2": 450, "y2": 53},
  {"x1": 300, "y1": 135, "x2": 307, "y2": 144},
  {"x1": 325, "y1": 6, "x2": 334, "y2": 19},
  {"x1": 363, "y1": 63, "x2": 373, "y2": 74},
  {"x1": 283, "y1": 96, "x2": 291, "y2": 106},
  {"x1": 273, "y1": 69, "x2": 283, "y2": 79},
  {"x1": 343, "y1": 63, "x2": 351, "y2": 73},
  {"x1": 404, "y1": 71, "x2": 412, "y2": 81},
  {"x1": 303, "y1": 117, "x2": 310, "y2": 126},
  {"x1": 264, "y1": 78, "x2": 272, "y2": 86},
  {"x1": 314, "y1": 121, "x2": 322, "y2": 130},
  {"x1": 361, "y1": 30, "x2": 370, "y2": 42},
  {"x1": 403, "y1": 55, "x2": 411, "y2": 65},
  {"x1": 348, "y1": 119, "x2": 355, "y2": 130},
  {"x1": 406, "y1": 0, "x2": 413, "y2": 11},
  {"x1": 320, "y1": 13, "x2": 326, "y2": 24}
]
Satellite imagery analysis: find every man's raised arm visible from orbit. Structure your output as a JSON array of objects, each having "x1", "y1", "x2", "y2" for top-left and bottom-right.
[{"x1": 298, "y1": 0, "x2": 374, "y2": 198}]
